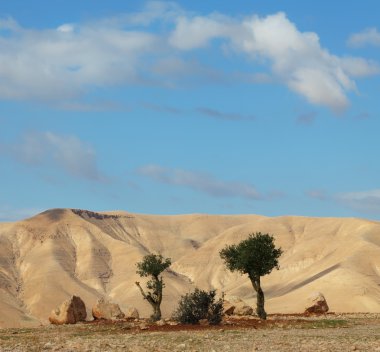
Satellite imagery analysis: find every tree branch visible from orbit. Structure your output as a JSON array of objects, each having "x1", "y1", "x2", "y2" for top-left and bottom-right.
[
  {"x1": 135, "y1": 281, "x2": 147, "y2": 299},
  {"x1": 135, "y1": 281, "x2": 155, "y2": 306}
]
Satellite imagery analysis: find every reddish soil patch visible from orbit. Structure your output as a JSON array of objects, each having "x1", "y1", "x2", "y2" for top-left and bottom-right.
[{"x1": 84, "y1": 315, "x2": 318, "y2": 334}]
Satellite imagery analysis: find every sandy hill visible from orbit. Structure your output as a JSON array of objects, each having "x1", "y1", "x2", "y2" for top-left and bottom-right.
[{"x1": 0, "y1": 208, "x2": 380, "y2": 328}]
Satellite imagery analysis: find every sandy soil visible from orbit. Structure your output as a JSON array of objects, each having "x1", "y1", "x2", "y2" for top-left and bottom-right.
[{"x1": 0, "y1": 314, "x2": 379, "y2": 351}]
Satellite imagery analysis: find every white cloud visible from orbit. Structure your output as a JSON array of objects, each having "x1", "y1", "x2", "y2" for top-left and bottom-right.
[
  {"x1": 138, "y1": 164, "x2": 262, "y2": 200},
  {"x1": 169, "y1": 14, "x2": 235, "y2": 50},
  {"x1": 340, "y1": 57, "x2": 380, "y2": 77},
  {"x1": 57, "y1": 24, "x2": 75, "y2": 33},
  {"x1": 170, "y1": 12, "x2": 379, "y2": 112},
  {"x1": 347, "y1": 27, "x2": 380, "y2": 48},
  {"x1": 336, "y1": 189, "x2": 380, "y2": 215},
  {"x1": 0, "y1": 6, "x2": 378, "y2": 112},
  {"x1": 0, "y1": 17, "x2": 20, "y2": 32},
  {"x1": 8, "y1": 132, "x2": 105, "y2": 181},
  {"x1": 287, "y1": 67, "x2": 351, "y2": 111},
  {"x1": 0, "y1": 18, "x2": 159, "y2": 100},
  {"x1": 102, "y1": 1, "x2": 183, "y2": 27}
]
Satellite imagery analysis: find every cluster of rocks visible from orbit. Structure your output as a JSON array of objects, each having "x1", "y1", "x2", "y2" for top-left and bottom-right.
[
  {"x1": 49, "y1": 291, "x2": 329, "y2": 325},
  {"x1": 223, "y1": 291, "x2": 329, "y2": 318},
  {"x1": 49, "y1": 296, "x2": 139, "y2": 325}
]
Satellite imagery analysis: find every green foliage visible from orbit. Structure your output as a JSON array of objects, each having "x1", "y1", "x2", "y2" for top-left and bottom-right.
[
  {"x1": 219, "y1": 232, "x2": 282, "y2": 279},
  {"x1": 146, "y1": 276, "x2": 164, "y2": 295},
  {"x1": 136, "y1": 254, "x2": 172, "y2": 278},
  {"x1": 173, "y1": 288, "x2": 223, "y2": 325}
]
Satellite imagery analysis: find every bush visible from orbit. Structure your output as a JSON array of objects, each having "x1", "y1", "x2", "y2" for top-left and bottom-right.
[{"x1": 173, "y1": 288, "x2": 223, "y2": 325}]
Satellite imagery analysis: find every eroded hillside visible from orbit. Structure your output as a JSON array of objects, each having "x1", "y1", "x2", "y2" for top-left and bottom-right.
[{"x1": 0, "y1": 209, "x2": 380, "y2": 328}]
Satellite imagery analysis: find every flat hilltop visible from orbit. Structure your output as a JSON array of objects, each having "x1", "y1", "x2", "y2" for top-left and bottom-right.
[{"x1": 0, "y1": 208, "x2": 380, "y2": 328}]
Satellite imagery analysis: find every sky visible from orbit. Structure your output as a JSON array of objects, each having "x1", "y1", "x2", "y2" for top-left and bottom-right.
[{"x1": 0, "y1": 0, "x2": 380, "y2": 222}]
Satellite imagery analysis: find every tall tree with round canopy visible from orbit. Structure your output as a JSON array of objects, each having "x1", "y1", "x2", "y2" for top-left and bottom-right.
[{"x1": 220, "y1": 232, "x2": 282, "y2": 320}]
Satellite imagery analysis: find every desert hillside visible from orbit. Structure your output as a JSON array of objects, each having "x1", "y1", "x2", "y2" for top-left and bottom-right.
[{"x1": 0, "y1": 208, "x2": 380, "y2": 328}]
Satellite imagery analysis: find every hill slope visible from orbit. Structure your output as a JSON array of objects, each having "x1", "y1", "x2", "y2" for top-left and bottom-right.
[{"x1": 0, "y1": 208, "x2": 380, "y2": 328}]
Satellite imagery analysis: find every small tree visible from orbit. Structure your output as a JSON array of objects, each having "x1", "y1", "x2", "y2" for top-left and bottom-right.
[
  {"x1": 135, "y1": 253, "x2": 171, "y2": 321},
  {"x1": 219, "y1": 232, "x2": 282, "y2": 320},
  {"x1": 173, "y1": 288, "x2": 223, "y2": 325}
]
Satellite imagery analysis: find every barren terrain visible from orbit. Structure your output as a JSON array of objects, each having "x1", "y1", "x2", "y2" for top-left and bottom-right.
[
  {"x1": 0, "y1": 314, "x2": 380, "y2": 351},
  {"x1": 1, "y1": 209, "x2": 380, "y2": 328}
]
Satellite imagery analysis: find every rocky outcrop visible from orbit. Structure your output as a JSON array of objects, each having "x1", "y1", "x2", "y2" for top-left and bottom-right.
[
  {"x1": 92, "y1": 297, "x2": 125, "y2": 320},
  {"x1": 49, "y1": 296, "x2": 87, "y2": 325},
  {"x1": 305, "y1": 292, "x2": 329, "y2": 315}
]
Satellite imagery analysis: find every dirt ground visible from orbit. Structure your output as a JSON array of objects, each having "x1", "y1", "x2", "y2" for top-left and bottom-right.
[{"x1": 0, "y1": 314, "x2": 380, "y2": 351}]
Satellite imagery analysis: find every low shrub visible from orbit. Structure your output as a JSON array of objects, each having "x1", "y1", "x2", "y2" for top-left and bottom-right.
[{"x1": 173, "y1": 288, "x2": 223, "y2": 325}]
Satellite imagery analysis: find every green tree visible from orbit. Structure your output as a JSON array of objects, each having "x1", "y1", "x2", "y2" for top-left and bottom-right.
[
  {"x1": 219, "y1": 232, "x2": 282, "y2": 320},
  {"x1": 135, "y1": 253, "x2": 171, "y2": 321}
]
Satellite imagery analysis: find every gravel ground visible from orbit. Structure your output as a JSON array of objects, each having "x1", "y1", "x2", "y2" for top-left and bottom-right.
[{"x1": 0, "y1": 314, "x2": 379, "y2": 352}]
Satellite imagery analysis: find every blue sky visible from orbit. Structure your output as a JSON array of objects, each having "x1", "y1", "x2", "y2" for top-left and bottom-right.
[{"x1": 0, "y1": 0, "x2": 380, "y2": 221}]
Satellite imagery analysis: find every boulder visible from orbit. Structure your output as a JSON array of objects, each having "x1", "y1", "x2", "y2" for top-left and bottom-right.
[
  {"x1": 223, "y1": 301, "x2": 235, "y2": 315},
  {"x1": 156, "y1": 319, "x2": 166, "y2": 326},
  {"x1": 92, "y1": 297, "x2": 125, "y2": 320},
  {"x1": 304, "y1": 292, "x2": 329, "y2": 315},
  {"x1": 226, "y1": 296, "x2": 253, "y2": 316},
  {"x1": 234, "y1": 304, "x2": 254, "y2": 316},
  {"x1": 49, "y1": 296, "x2": 87, "y2": 325},
  {"x1": 125, "y1": 307, "x2": 140, "y2": 319}
]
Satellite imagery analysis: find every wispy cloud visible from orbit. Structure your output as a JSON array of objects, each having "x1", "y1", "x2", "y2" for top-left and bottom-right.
[
  {"x1": 305, "y1": 189, "x2": 329, "y2": 201},
  {"x1": 3, "y1": 132, "x2": 106, "y2": 181},
  {"x1": 141, "y1": 103, "x2": 254, "y2": 121},
  {"x1": 306, "y1": 187, "x2": 380, "y2": 216},
  {"x1": 142, "y1": 102, "x2": 183, "y2": 115},
  {"x1": 354, "y1": 112, "x2": 370, "y2": 120},
  {"x1": 57, "y1": 100, "x2": 127, "y2": 112},
  {"x1": 0, "y1": 206, "x2": 42, "y2": 222},
  {"x1": 347, "y1": 27, "x2": 380, "y2": 48},
  {"x1": 196, "y1": 107, "x2": 255, "y2": 121},
  {"x1": 0, "y1": 3, "x2": 378, "y2": 112},
  {"x1": 296, "y1": 112, "x2": 317, "y2": 125},
  {"x1": 137, "y1": 164, "x2": 262, "y2": 200},
  {"x1": 336, "y1": 189, "x2": 380, "y2": 215}
]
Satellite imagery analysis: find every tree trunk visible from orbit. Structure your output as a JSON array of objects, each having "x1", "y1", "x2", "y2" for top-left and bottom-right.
[
  {"x1": 151, "y1": 304, "x2": 162, "y2": 321},
  {"x1": 256, "y1": 284, "x2": 267, "y2": 320},
  {"x1": 135, "y1": 279, "x2": 163, "y2": 321},
  {"x1": 249, "y1": 275, "x2": 267, "y2": 320}
]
